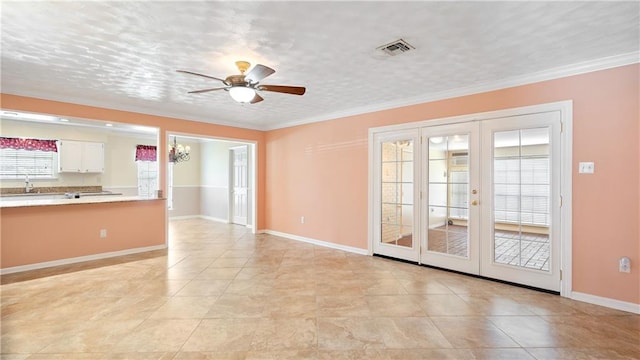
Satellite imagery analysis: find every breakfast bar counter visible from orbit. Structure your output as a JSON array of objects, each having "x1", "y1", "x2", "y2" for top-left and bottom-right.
[
  {"x1": 0, "y1": 195, "x2": 160, "y2": 208},
  {"x1": 1, "y1": 195, "x2": 167, "y2": 273}
]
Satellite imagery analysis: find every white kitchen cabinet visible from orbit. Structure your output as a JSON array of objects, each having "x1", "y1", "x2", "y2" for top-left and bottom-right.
[{"x1": 58, "y1": 140, "x2": 104, "y2": 173}]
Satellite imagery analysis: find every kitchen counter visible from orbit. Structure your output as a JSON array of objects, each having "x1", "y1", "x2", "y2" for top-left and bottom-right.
[
  {"x1": 1, "y1": 195, "x2": 167, "y2": 272},
  {"x1": 0, "y1": 195, "x2": 163, "y2": 208}
]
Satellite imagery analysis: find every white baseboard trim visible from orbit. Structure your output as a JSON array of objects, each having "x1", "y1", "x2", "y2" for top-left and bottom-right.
[
  {"x1": 571, "y1": 291, "x2": 640, "y2": 314},
  {"x1": 0, "y1": 244, "x2": 167, "y2": 275},
  {"x1": 168, "y1": 215, "x2": 229, "y2": 223},
  {"x1": 169, "y1": 215, "x2": 201, "y2": 220},
  {"x1": 263, "y1": 230, "x2": 368, "y2": 256},
  {"x1": 198, "y1": 215, "x2": 229, "y2": 223}
]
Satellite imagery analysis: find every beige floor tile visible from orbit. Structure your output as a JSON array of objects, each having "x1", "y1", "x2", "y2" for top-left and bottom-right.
[
  {"x1": 1, "y1": 318, "x2": 83, "y2": 354},
  {"x1": 457, "y1": 294, "x2": 537, "y2": 316},
  {"x1": 365, "y1": 295, "x2": 427, "y2": 317},
  {"x1": 225, "y1": 279, "x2": 274, "y2": 296},
  {"x1": 205, "y1": 294, "x2": 266, "y2": 318},
  {"x1": 316, "y1": 349, "x2": 388, "y2": 359},
  {"x1": 431, "y1": 316, "x2": 521, "y2": 348},
  {"x1": 89, "y1": 296, "x2": 169, "y2": 321},
  {"x1": 415, "y1": 294, "x2": 475, "y2": 316},
  {"x1": 174, "y1": 279, "x2": 231, "y2": 297},
  {"x1": 112, "y1": 319, "x2": 200, "y2": 352},
  {"x1": 37, "y1": 319, "x2": 143, "y2": 353},
  {"x1": 195, "y1": 267, "x2": 242, "y2": 280},
  {"x1": 397, "y1": 279, "x2": 455, "y2": 294},
  {"x1": 539, "y1": 315, "x2": 640, "y2": 353},
  {"x1": 244, "y1": 350, "x2": 317, "y2": 359},
  {"x1": 470, "y1": 348, "x2": 537, "y2": 359},
  {"x1": 251, "y1": 318, "x2": 317, "y2": 350},
  {"x1": 149, "y1": 296, "x2": 218, "y2": 319},
  {"x1": 272, "y1": 278, "x2": 316, "y2": 296},
  {"x1": 317, "y1": 318, "x2": 385, "y2": 350},
  {"x1": 525, "y1": 347, "x2": 640, "y2": 359},
  {"x1": 25, "y1": 354, "x2": 176, "y2": 360},
  {"x1": 209, "y1": 257, "x2": 250, "y2": 268},
  {"x1": 377, "y1": 317, "x2": 452, "y2": 349},
  {"x1": 172, "y1": 351, "x2": 247, "y2": 360},
  {"x1": 382, "y1": 348, "x2": 476, "y2": 359},
  {"x1": 360, "y1": 278, "x2": 408, "y2": 295},
  {"x1": 234, "y1": 267, "x2": 278, "y2": 281},
  {"x1": 487, "y1": 315, "x2": 575, "y2": 347},
  {"x1": 181, "y1": 319, "x2": 258, "y2": 352},
  {"x1": 263, "y1": 295, "x2": 317, "y2": 318},
  {"x1": 317, "y1": 296, "x2": 371, "y2": 317},
  {"x1": 0, "y1": 355, "x2": 29, "y2": 360}
]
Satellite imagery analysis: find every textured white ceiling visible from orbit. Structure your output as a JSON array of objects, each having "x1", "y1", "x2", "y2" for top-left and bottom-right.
[{"x1": 1, "y1": 1, "x2": 638, "y2": 130}]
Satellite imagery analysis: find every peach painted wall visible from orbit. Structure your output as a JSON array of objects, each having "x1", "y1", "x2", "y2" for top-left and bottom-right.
[
  {"x1": 0, "y1": 200, "x2": 165, "y2": 268},
  {"x1": 265, "y1": 64, "x2": 639, "y2": 305},
  {"x1": 0, "y1": 94, "x2": 267, "y2": 231}
]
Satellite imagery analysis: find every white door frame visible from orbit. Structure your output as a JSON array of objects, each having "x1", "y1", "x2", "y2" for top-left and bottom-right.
[
  {"x1": 167, "y1": 132, "x2": 258, "y2": 234},
  {"x1": 368, "y1": 101, "x2": 573, "y2": 296}
]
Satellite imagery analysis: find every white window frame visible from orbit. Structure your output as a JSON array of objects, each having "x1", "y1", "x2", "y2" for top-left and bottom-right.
[
  {"x1": 136, "y1": 160, "x2": 158, "y2": 198},
  {"x1": 0, "y1": 147, "x2": 57, "y2": 180}
]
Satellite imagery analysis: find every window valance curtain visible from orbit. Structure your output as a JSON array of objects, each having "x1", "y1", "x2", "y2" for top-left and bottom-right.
[
  {"x1": 0, "y1": 137, "x2": 58, "y2": 152},
  {"x1": 135, "y1": 145, "x2": 157, "y2": 161}
]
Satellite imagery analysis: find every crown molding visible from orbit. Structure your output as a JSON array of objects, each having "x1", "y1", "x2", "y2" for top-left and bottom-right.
[
  {"x1": 265, "y1": 51, "x2": 640, "y2": 131},
  {"x1": 0, "y1": 89, "x2": 266, "y2": 131},
  {"x1": 3, "y1": 51, "x2": 638, "y2": 132}
]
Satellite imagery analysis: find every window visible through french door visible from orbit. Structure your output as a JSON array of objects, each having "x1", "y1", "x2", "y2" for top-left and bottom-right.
[{"x1": 370, "y1": 104, "x2": 570, "y2": 293}]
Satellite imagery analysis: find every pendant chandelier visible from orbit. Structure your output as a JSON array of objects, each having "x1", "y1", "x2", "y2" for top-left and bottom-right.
[{"x1": 168, "y1": 136, "x2": 190, "y2": 163}]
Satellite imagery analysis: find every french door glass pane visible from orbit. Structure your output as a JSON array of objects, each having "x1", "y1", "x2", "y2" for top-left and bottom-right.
[
  {"x1": 426, "y1": 134, "x2": 469, "y2": 257},
  {"x1": 493, "y1": 128, "x2": 551, "y2": 271},
  {"x1": 381, "y1": 140, "x2": 413, "y2": 248}
]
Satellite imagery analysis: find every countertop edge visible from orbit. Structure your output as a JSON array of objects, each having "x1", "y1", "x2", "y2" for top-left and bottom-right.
[{"x1": 0, "y1": 196, "x2": 166, "y2": 208}]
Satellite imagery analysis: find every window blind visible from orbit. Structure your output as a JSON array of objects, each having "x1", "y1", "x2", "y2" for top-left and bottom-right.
[{"x1": 0, "y1": 148, "x2": 56, "y2": 179}]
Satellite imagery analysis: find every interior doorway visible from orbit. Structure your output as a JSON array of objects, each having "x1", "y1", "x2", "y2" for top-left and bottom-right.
[{"x1": 166, "y1": 133, "x2": 257, "y2": 233}]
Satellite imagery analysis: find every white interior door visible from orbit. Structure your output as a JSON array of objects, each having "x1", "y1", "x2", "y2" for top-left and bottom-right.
[
  {"x1": 421, "y1": 122, "x2": 480, "y2": 274},
  {"x1": 230, "y1": 146, "x2": 248, "y2": 225},
  {"x1": 372, "y1": 129, "x2": 421, "y2": 262}
]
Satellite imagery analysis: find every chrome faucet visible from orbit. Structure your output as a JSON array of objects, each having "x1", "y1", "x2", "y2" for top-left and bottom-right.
[{"x1": 25, "y1": 175, "x2": 33, "y2": 193}]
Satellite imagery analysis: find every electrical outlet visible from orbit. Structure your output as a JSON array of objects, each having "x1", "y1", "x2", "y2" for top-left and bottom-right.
[
  {"x1": 100, "y1": 229, "x2": 107, "y2": 238},
  {"x1": 300, "y1": 216, "x2": 305, "y2": 224},
  {"x1": 578, "y1": 162, "x2": 595, "y2": 174},
  {"x1": 619, "y1": 257, "x2": 631, "y2": 273}
]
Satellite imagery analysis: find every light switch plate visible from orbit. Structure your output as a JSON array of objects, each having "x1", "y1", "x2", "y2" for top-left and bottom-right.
[{"x1": 578, "y1": 162, "x2": 595, "y2": 174}]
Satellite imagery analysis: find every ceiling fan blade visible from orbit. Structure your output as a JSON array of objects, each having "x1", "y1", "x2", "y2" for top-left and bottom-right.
[
  {"x1": 187, "y1": 87, "x2": 228, "y2": 94},
  {"x1": 176, "y1": 70, "x2": 227, "y2": 84},
  {"x1": 244, "y1": 64, "x2": 275, "y2": 84},
  {"x1": 250, "y1": 93, "x2": 264, "y2": 104},
  {"x1": 258, "y1": 85, "x2": 306, "y2": 96}
]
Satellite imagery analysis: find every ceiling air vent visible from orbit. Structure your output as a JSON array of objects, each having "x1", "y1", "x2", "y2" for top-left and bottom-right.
[{"x1": 377, "y1": 38, "x2": 415, "y2": 56}]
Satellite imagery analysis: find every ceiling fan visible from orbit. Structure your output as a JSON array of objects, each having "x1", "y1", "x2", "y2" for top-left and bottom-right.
[{"x1": 177, "y1": 61, "x2": 306, "y2": 104}]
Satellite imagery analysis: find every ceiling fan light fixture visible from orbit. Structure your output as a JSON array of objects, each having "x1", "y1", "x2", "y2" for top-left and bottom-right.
[{"x1": 229, "y1": 86, "x2": 256, "y2": 103}]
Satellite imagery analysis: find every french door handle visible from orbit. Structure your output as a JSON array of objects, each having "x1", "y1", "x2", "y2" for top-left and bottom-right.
[{"x1": 471, "y1": 200, "x2": 479, "y2": 206}]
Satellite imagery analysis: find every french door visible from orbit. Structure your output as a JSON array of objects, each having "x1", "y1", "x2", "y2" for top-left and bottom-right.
[
  {"x1": 372, "y1": 129, "x2": 421, "y2": 262},
  {"x1": 372, "y1": 110, "x2": 563, "y2": 292}
]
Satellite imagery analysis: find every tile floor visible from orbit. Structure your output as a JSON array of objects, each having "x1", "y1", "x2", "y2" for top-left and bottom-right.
[{"x1": 1, "y1": 218, "x2": 638, "y2": 359}]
